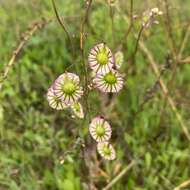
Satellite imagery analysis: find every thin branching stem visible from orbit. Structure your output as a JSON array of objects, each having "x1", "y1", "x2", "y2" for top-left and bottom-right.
[
  {"x1": 133, "y1": 25, "x2": 144, "y2": 60},
  {"x1": 178, "y1": 23, "x2": 190, "y2": 59},
  {"x1": 173, "y1": 179, "x2": 190, "y2": 190},
  {"x1": 163, "y1": 0, "x2": 177, "y2": 57},
  {"x1": 52, "y1": 0, "x2": 74, "y2": 55},
  {"x1": 0, "y1": 18, "x2": 51, "y2": 92},
  {"x1": 109, "y1": 4, "x2": 116, "y2": 49},
  {"x1": 124, "y1": 0, "x2": 134, "y2": 42},
  {"x1": 161, "y1": 1, "x2": 189, "y2": 122},
  {"x1": 80, "y1": 0, "x2": 93, "y2": 119},
  {"x1": 139, "y1": 40, "x2": 190, "y2": 142},
  {"x1": 103, "y1": 160, "x2": 136, "y2": 190}
]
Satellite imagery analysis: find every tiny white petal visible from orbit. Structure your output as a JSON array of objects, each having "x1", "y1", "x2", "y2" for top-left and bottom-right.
[
  {"x1": 97, "y1": 142, "x2": 116, "y2": 160},
  {"x1": 93, "y1": 70, "x2": 124, "y2": 93},
  {"x1": 71, "y1": 102, "x2": 84, "y2": 119},
  {"x1": 89, "y1": 117, "x2": 112, "y2": 142},
  {"x1": 88, "y1": 43, "x2": 114, "y2": 74},
  {"x1": 53, "y1": 72, "x2": 83, "y2": 105},
  {"x1": 115, "y1": 51, "x2": 124, "y2": 69},
  {"x1": 47, "y1": 87, "x2": 68, "y2": 110}
]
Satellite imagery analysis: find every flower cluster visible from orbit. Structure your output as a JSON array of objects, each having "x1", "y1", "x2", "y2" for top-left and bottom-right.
[
  {"x1": 89, "y1": 116, "x2": 116, "y2": 160},
  {"x1": 47, "y1": 42, "x2": 124, "y2": 161},
  {"x1": 142, "y1": 7, "x2": 163, "y2": 28},
  {"x1": 88, "y1": 43, "x2": 124, "y2": 93},
  {"x1": 87, "y1": 43, "x2": 125, "y2": 160},
  {"x1": 47, "y1": 72, "x2": 84, "y2": 118}
]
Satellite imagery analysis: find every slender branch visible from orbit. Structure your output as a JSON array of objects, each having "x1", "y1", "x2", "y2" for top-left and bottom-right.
[
  {"x1": 162, "y1": 5, "x2": 190, "y2": 119},
  {"x1": 178, "y1": 23, "x2": 190, "y2": 59},
  {"x1": 179, "y1": 56, "x2": 190, "y2": 64},
  {"x1": 123, "y1": 0, "x2": 134, "y2": 42},
  {"x1": 160, "y1": 0, "x2": 178, "y2": 97},
  {"x1": 173, "y1": 179, "x2": 190, "y2": 190},
  {"x1": 103, "y1": 160, "x2": 136, "y2": 190},
  {"x1": 170, "y1": 32, "x2": 190, "y2": 64},
  {"x1": 119, "y1": 7, "x2": 190, "y2": 141},
  {"x1": 0, "y1": 18, "x2": 51, "y2": 91},
  {"x1": 133, "y1": 26, "x2": 144, "y2": 59},
  {"x1": 80, "y1": 0, "x2": 92, "y2": 118},
  {"x1": 139, "y1": 40, "x2": 190, "y2": 142},
  {"x1": 109, "y1": 4, "x2": 116, "y2": 48},
  {"x1": 80, "y1": 0, "x2": 92, "y2": 50},
  {"x1": 52, "y1": 0, "x2": 74, "y2": 52},
  {"x1": 163, "y1": 0, "x2": 177, "y2": 57}
]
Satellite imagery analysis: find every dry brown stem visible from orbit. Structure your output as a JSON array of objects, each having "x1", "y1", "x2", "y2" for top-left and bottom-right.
[
  {"x1": 103, "y1": 160, "x2": 136, "y2": 190},
  {"x1": 173, "y1": 179, "x2": 190, "y2": 190},
  {"x1": 139, "y1": 40, "x2": 190, "y2": 142},
  {"x1": 0, "y1": 18, "x2": 51, "y2": 91}
]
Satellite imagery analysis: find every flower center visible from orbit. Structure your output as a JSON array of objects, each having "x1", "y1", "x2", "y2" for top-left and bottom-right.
[
  {"x1": 103, "y1": 146, "x2": 111, "y2": 156},
  {"x1": 73, "y1": 102, "x2": 80, "y2": 112},
  {"x1": 104, "y1": 73, "x2": 117, "y2": 84},
  {"x1": 97, "y1": 50, "x2": 108, "y2": 65},
  {"x1": 96, "y1": 125, "x2": 105, "y2": 137},
  {"x1": 62, "y1": 81, "x2": 76, "y2": 95}
]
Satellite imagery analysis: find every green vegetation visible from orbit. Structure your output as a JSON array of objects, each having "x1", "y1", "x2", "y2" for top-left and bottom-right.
[{"x1": 1, "y1": 0, "x2": 190, "y2": 189}]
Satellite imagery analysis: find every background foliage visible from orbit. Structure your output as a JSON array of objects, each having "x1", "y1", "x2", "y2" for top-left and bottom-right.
[{"x1": 1, "y1": 0, "x2": 190, "y2": 189}]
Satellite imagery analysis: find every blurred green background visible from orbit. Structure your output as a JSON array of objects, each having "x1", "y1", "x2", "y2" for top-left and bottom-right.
[{"x1": 1, "y1": 0, "x2": 190, "y2": 189}]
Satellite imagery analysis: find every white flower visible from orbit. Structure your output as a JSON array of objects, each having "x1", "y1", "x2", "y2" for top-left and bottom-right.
[
  {"x1": 93, "y1": 70, "x2": 124, "y2": 93},
  {"x1": 89, "y1": 117, "x2": 112, "y2": 142},
  {"x1": 71, "y1": 102, "x2": 84, "y2": 119},
  {"x1": 97, "y1": 142, "x2": 116, "y2": 160},
  {"x1": 53, "y1": 72, "x2": 83, "y2": 105},
  {"x1": 115, "y1": 51, "x2": 124, "y2": 69},
  {"x1": 47, "y1": 87, "x2": 68, "y2": 110},
  {"x1": 151, "y1": 8, "x2": 163, "y2": 16},
  {"x1": 142, "y1": 7, "x2": 163, "y2": 28},
  {"x1": 88, "y1": 43, "x2": 114, "y2": 74}
]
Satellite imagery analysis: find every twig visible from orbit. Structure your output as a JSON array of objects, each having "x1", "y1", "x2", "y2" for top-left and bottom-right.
[
  {"x1": 161, "y1": 4, "x2": 190, "y2": 122},
  {"x1": 133, "y1": 26, "x2": 144, "y2": 59},
  {"x1": 80, "y1": 0, "x2": 92, "y2": 118},
  {"x1": 163, "y1": 0, "x2": 177, "y2": 57},
  {"x1": 119, "y1": 6, "x2": 190, "y2": 141},
  {"x1": 159, "y1": 174, "x2": 174, "y2": 190},
  {"x1": 103, "y1": 160, "x2": 136, "y2": 190},
  {"x1": 173, "y1": 179, "x2": 190, "y2": 190},
  {"x1": 109, "y1": 3, "x2": 116, "y2": 49},
  {"x1": 80, "y1": 0, "x2": 92, "y2": 50},
  {"x1": 139, "y1": 40, "x2": 190, "y2": 142},
  {"x1": 51, "y1": 0, "x2": 74, "y2": 52},
  {"x1": 123, "y1": 0, "x2": 134, "y2": 42},
  {"x1": 179, "y1": 56, "x2": 190, "y2": 64},
  {"x1": 178, "y1": 23, "x2": 190, "y2": 59},
  {"x1": 0, "y1": 18, "x2": 51, "y2": 91}
]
